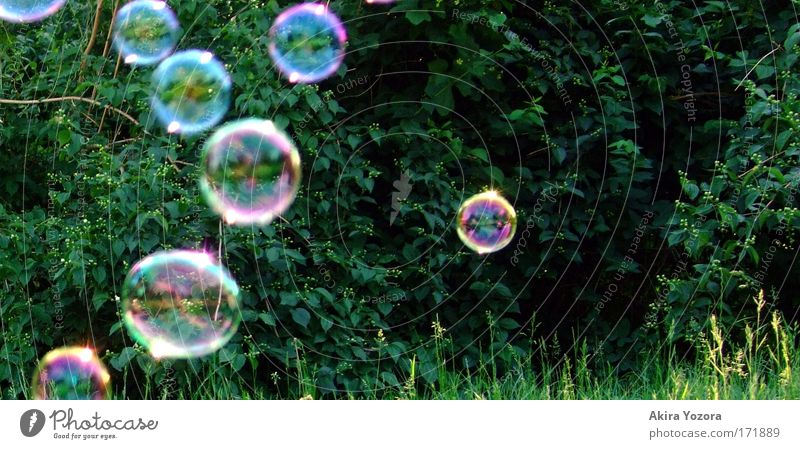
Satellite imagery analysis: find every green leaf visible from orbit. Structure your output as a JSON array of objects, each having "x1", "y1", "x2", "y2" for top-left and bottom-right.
[
  {"x1": 381, "y1": 371, "x2": 400, "y2": 386},
  {"x1": 57, "y1": 129, "x2": 71, "y2": 146},
  {"x1": 507, "y1": 109, "x2": 525, "y2": 121},
  {"x1": 351, "y1": 346, "x2": 367, "y2": 360},
  {"x1": 259, "y1": 312, "x2": 276, "y2": 326},
  {"x1": 110, "y1": 347, "x2": 137, "y2": 371},
  {"x1": 92, "y1": 267, "x2": 106, "y2": 284},
  {"x1": 112, "y1": 240, "x2": 125, "y2": 258},
  {"x1": 683, "y1": 183, "x2": 700, "y2": 200},
  {"x1": 377, "y1": 302, "x2": 392, "y2": 315},
  {"x1": 109, "y1": 321, "x2": 124, "y2": 336},
  {"x1": 291, "y1": 308, "x2": 311, "y2": 328},
  {"x1": 468, "y1": 147, "x2": 489, "y2": 162},
  {"x1": 642, "y1": 14, "x2": 662, "y2": 27},
  {"x1": 232, "y1": 354, "x2": 246, "y2": 372},
  {"x1": 279, "y1": 291, "x2": 298, "y2": 306},
  {"x1": 497, "y1": 318, "x2": 520, "y2": 330},
  {"x1": 406, "y1": 11, "x2": 431, "y2": 25},
  {"x1": 785, "y1": 29, "x2": 800, "y2": 51},
  {"x1": 219, "y1": 346, "x2": 237, "y2": 363},
  {"x1": 552, "y1": 146, "x2": 566, "y2": 164},
  {"x1": 266, "y1": 247, "x2": 281, "y2": 262},
  {"x1": 667, "y1": 230, "x2": 686, "y2": 246}
]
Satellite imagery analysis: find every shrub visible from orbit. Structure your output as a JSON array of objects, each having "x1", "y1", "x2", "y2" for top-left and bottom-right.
[{"x1": 0, "y1": 0, "x2": 798, "y2": 398}]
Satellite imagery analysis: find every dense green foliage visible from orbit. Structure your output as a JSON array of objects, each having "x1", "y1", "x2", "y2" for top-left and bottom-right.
[{"x1": 1, "y1": 0, "x2": 798, "y2": 398}]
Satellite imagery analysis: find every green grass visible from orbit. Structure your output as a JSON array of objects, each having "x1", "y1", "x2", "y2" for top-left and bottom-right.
[
  {"x1": 401, "y1": 297, "x2": 800, "y2": 400},
  {"x1": 9, "y1": 292, "x2": 799, "y2": 400},
  {"x1": 142, "y1": 295, "x2": 799, "y2": 399}
]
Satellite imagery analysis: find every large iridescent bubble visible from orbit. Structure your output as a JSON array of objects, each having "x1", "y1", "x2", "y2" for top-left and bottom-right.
[
  {"x1": 113, "y1": 0, "x2": 179, "y2": 66},
  {"x1": 200, "y1": 119, "x2": 301, "y2": 226},
  {"x1": 151, "y1": 50, "x2": 232, "y2": 135},
  {"x1": 122, "y1": 250, "x2": 241, "y2": 359},
  {"x1": 0, "y1": 0, "x2": 66, "y2": 23},
  {"x1": 456, "y1": 191, "x2": 517, "y2": 254},
  {"x1": 268, "y1": 3, "x2": 347, "y2": 83},
  {"x1": 31, "y1": 347, "x2": 111, "y2": 400}
]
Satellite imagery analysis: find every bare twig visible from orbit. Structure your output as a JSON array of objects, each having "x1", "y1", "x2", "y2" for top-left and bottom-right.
[
  {"x1": 0, "y1": 96, "x2": 141, "y2": 129},
  {"x1": 734, "y1": 46, "x2": 782, "y2": 91},
  {"x1": 738, "y1": 149, "x2": 788, "y2": 179},
  {"x1": 97, "y1": 53, "x2": 124, "y2": 132},
  {"x1": 101, "y1": 0, "x2": 121, "y2": 59},
  {"x1": 80, "y1": 0, "x2": 105, "y2": 76},
  {"x1": 91, "y1": 0, "x2": 120, "y2": 102}
]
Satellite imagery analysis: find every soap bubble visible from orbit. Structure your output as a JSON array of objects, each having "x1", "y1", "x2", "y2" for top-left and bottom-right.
[
  {"x1": 31, "y1": 347, "x2": 111, "y2": 400},
  {"x1": 122, "y1": 250, "x2": 241, "y2": 359},
  {"x1": 0, "y1": 0, "x2": 65, "y2": 23},
  {"x1": 268, "y1": 3, "x2": 347, "y2": 83},
  {"x1": 151, "y1": 50, "x2": 231, "y2": 135},
  {"x1": 113, "y1": 0, "x2": 179, "y2": 65},
  {"x1": 200, "y1": 119, "x2": 302, "y2": 225},
  {"x1": 456, "y1": 191, "x2": 517, "y2": 254}
]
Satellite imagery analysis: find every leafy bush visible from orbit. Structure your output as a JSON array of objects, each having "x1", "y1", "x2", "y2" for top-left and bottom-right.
[{"x1": 1, "y1": 0, "x2": 798, "y2": 398}]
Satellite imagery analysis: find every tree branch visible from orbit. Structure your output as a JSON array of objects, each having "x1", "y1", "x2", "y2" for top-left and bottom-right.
[
  {"x1": 0, "y1": 96, "x2": 142, "y2": 129},
  {"x1": 80, "y1": 0, "x2": 105, "y2": 75}
]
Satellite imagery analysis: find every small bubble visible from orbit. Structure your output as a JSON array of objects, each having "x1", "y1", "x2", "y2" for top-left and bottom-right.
[
  {"x1": 268, "y1": 3, "x2": 347, "y2": 84},
  {"x1": 32, "y1": 347, "x2": 111, "y2": 400},
  {"x1": 151, "y1": 50, "x2": 232, "y2": 135},
  {"x1": 113, "y1": 0, "x2": 180, "y2": 66},
  {"x1": 0, "y1": 0, "x2": 65, "y2": 23}
]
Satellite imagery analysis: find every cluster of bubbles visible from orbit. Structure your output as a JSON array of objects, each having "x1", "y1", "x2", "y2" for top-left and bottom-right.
[
  {"x1": 113, "y1": 0, "x2": 179, "y2": 65},
  {"x1": 110, "y1": 0, "x2": 231, "y2": 136},
  {"x1": 121, "y1": 250, "x2": 242, "y2": 359},
  {"x1": 31, "y1": 347, "x2": 111, "y2": 400},
  {"x1": 0, "y1": 0, "x2": 65, "y2": 23},
  {"x1": 456, "y1": 191, "x2": 518, "y2": 254},
  {"x1": 24, "y1": 0, "x2": 522, "y2": 400},
  {"x1": 268, "y1": 3, "x2": 347, "y2": 84},
  {"x1": 200, "y1": 119, "x2": 302, "y2": 226}
]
